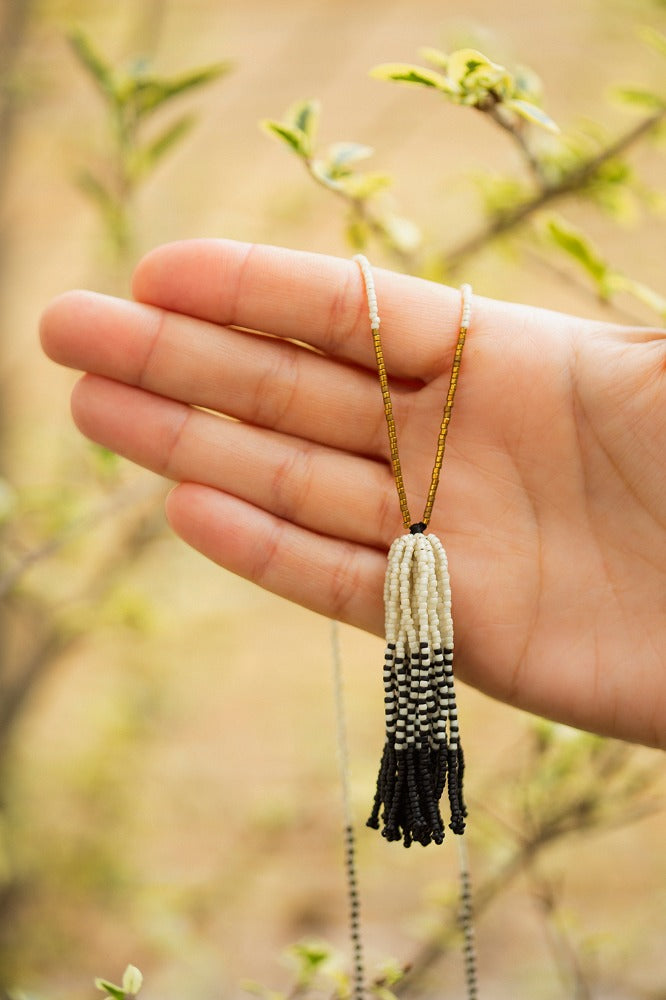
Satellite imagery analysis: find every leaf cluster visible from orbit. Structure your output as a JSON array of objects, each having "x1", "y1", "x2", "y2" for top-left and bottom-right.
[
  {"x1": 242, "y1": 940, "x2": 406, "y2": 1000},
  {"x1": 262, "y1": 99, "x2": 420, "y2": 257},
  {"x1": 96, "y1": 964, "x2": 143, "y2": 1000},
  {"x1": 69, "y1": 28, "x2": 230, "y2": 257},
  {"x1": 372, "y1": 46, "x2": 559, "y2": 133},
  {"x1": 544, "y1": 215, "x2": 666, "y2": 318}
]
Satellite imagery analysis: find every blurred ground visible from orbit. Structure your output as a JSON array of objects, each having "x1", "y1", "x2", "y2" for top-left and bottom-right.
[{"x1": 2, "y1": 1, "x2": 665, "y2": 998}]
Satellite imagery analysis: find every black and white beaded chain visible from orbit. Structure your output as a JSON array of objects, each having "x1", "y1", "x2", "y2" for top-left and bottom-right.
[{"x1": 330, "y1": 256, "x2": 478, "y2": 1000}]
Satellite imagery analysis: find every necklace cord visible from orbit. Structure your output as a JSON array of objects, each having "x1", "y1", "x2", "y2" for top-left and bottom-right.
[
  {"x1": 353, "y1": 254, "x2": 471, "y2": 531},
  {"x1": 330, "y1": 620, "x2": 365, "y2": 1000}
]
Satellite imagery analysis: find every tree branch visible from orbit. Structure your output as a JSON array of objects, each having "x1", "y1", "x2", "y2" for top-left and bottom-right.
[
  {"x1": 0, "y1": 478, "x2": 164, "y2": 599},
  {"x1": 441, "y1": 107, "x2": 666, "y2": 271}
]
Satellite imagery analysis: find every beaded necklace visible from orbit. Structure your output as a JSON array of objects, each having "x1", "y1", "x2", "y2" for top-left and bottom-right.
[{"x1": 332, "y1": 255, "x2": 477, "y2": 998}]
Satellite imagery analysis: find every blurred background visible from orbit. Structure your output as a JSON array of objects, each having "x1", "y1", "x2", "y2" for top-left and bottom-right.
[{"x1": 1, "y1": 1, "x2": 665, "y2": 999}]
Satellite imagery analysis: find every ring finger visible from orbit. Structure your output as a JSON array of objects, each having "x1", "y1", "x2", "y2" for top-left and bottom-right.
[{"x1": 71, "y1": 374, "x2": 405, "y2": 548}]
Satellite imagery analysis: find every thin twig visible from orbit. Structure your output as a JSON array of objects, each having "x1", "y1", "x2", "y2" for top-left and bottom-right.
[
  {"x1": 530, "y1": 871, "x2": 593, "y2": 1000},
  {"x1": 0, "y1": 497, "x2": 164, "y2": 750},
  {"x1": 0, "y1": 478, "x2": 165, "y2": 599},
  {"x1": 303, "y1": 157, "x2": 417, "y2": 270}
]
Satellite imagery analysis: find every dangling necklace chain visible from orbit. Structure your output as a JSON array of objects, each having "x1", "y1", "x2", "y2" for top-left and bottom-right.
[
  {"x1": 354, "y1": 253, "x2": 472, "y2": 531},
  {"x1": 347, "y1": 255, "x2": 479, "y2": 999}
]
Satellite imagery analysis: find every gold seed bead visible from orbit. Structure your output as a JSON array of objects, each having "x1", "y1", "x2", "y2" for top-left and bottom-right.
[{"x1": 354, "y1": 255, "x2": 471, "y2": 531}]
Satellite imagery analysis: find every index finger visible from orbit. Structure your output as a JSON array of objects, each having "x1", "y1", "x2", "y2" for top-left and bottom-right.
[{"x1": 131, "y1": 239, "x2": 464, "y2": 381}]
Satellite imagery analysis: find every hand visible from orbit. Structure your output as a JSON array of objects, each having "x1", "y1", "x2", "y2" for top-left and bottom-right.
[{"x1": 40, "y1": 239, "x2": 666, "y2": 747}]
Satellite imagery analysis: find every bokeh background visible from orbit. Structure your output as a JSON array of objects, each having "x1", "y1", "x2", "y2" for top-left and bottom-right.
[{"x1": 1, "y1": 1, "x2": 665, "y2": 999}]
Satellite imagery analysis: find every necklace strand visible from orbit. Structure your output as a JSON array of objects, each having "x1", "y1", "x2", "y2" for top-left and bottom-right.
[
  {"x1": 353, "y1": 255, "x2": 479, "y2": 999},
  {"x1": 353, "y1": 254, "x2": 471, "y2": 530},
  {"x1": 331, "y1": 620, "x2": 365, "y2": 1000}
]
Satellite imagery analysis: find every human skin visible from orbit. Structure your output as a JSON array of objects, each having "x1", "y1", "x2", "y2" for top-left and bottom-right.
[{"x1": 39, "y1": 239, "x2": 666, "y2": 748}]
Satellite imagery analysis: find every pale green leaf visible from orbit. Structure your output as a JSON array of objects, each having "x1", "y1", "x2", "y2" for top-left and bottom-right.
[
  {"x1": 372, "y1": 989, "x2": 399, "y2": 1000},
  {"x1": 285, "y1": 940, "x2": 333, "y2": 991},
  {"x1": 122, "y1": 966, "x2": 143, "y2": 996},
  {"x1": 326, "y1": 141, "x2": 374, "y2": 171},
  {"x1": 68, "y1": 29, "x2": 116, "y2": 100},
  {"x1": 611, "y1": 86, "x2": 665, "y2": 111},
  {"x1": 446, "y1": 47, "x2": 493, "y2": 83},
  {"x1": 544, "y1": 217, "x2": 608, "y2": 285},
  {"x1": 611, "y1": 275, "x2": 666, "y2": 318},
  {"x1": 338, "y1": 171, "x2": 393, "y2": 198},
  {"x1": 505, "y1": 98, "x2": 560, "y2": 133},
  {"x1": 286, "y1": 98, "x2": 320, "y2": 149},
  {"x1": 309, "y1": 158, "x2": 337, "y2": 187},
  {"x1": 288, "y1": 940, "x2": 331, "y2": 973},
  {"x1": 419, "y1": 46, "x2": 449, "y2": 71},
  {"x1": 374, "y1": 958, "x2": 405, "y2": 987},
  {"x1": 446, "y1": 47, "x2": 511, "y2": 97},
  {"x1": 94, "y1": 979, "x2": 124, "y2": 1000},
  {"x1": 370, "y1": 63, "x2": 459, "y2": 95},
  {"x1": 261, "y1": 120, "x2": 308, "y2": 156},
  {"x1": 128, "y1": 62, "x2": 231, "y2": 117},
  {"x1": 638, "y1": 25, "x2": 666, "y2": 58},
  {"x1": 345, "y1": 216, "x2": 370, "y2": 251},
  {"x1": 382, "y1": 213, "x2": 422, "y2": 253},
  {"x1": 512, "y1": 64, "x2": 544, "y2": 104},
  {"x1": 132, "y1": 113, "x2": 195, "y2": 179}
]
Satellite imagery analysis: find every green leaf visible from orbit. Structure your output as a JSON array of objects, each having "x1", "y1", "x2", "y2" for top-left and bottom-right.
[
  {"x1": 446, "y1": 47, "x2": 510, "y2": 95},
  {"x1": 131, "y1": 113, "x2": 196, "y2": 180},
  {"x1": 611, "y1": 86, "x2": 665, "y2": 111},
  {"x1": 445, "y1": 47, "x2": 492, "y2": 84},
  {"x1": 544, "y1": 216, "x2": 608, "y2": 285},
  {"x1": 372, "y1": 988, "x2": 399, "y2": 1000},
  {"x1": 127, "y1": 62, "x2": 231, "y2": 117},
  {"x1": 370, "y1": 63, "x2": 459, "y2": 95},
  {"x1": 374, "y1": 958, "x2": 405, "y2": 987},
  {"x1": 337, "y1": 171, "x2": 393, "y2": 198},
  {"x1": 261, "y1": 120, "x2": 308, "y2": 157},
  {"x1": 68, "y1": 29, "x2": 116, "y2": 100},
  {"x1": 505, "y1": 98, "x2": 560, "y2": 133},
  {"x1": 285, "y1": 98, "x2": 320, "y2": 149},
  {"x1": 638, "y1": 25, "x2": 666, "y2": 58},
  {"x1": 287, "y1": 940, "x2": 332, "y2": 988},
  {"x1": 345, "y1": 215, "x2": 370, "y2": 251},
  {"x1": 94, "y1": 979, "x2": 124, "y2": 1000}
]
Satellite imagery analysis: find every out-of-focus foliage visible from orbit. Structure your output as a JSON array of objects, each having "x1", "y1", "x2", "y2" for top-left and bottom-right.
[
  {"x1": 371, "y1": 47, "x2": 559, "y2": 133},
  {"x1": 69, "y1": 28, "x2": 230, "y2": 262},
  {"x1": 264, "y1": 39, "x2": 666, "y2": 318},
  {"x1": 96, "y1": 964, "x2": 144, "y2": 1000}
]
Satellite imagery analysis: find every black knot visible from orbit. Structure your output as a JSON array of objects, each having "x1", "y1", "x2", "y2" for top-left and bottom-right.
[{"x1": 409, "y1": 522, "x2": 427, "y2": 534}]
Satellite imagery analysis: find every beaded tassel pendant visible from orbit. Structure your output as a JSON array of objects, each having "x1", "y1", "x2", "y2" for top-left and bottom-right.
[
  {"x1": 367, "y1": 528, "x2": 466, "y2": 846},
  {"x1": 354, "y1": 255, "x2": 471, "y2": 849}
]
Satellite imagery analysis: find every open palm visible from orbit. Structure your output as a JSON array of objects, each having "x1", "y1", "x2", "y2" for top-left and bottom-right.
[{"x1": 40, "y1": 240, "x2": 666, "y2": 747}]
